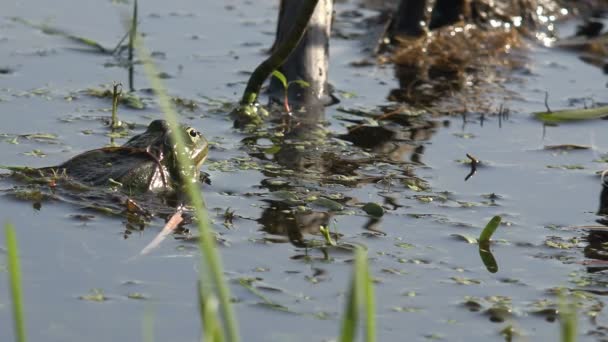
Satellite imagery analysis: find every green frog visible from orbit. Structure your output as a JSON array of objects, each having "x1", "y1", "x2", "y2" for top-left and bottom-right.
[{"x1": 41, "y1": 120, "x2": 208, "y2": 192}]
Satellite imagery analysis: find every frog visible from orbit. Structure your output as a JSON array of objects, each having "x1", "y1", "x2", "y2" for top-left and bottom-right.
[{"x1": 40, "y1": 119, "x2": 208, "y2": 193}]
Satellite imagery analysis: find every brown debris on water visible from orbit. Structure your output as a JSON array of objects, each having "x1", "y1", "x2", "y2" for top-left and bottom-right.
[
  {"x1": 387, "y1": 23, "x2": 522, "y2": 111},
  {"x1": 384, "y1": 0, "x2": 574, "y2": 113}
]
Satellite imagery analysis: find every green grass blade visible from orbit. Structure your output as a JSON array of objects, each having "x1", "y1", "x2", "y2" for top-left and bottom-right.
[
  {"x1": 135, "y1": 37, "x2": 239, "y2": 342},
  {"x1": 478, "y1": 216, "x2": 501, "y2": 244},
  {"x1": 340, "y1": 248, "x2": 374, "y2": 342},
  {"x1": 534, "y1": 105, "x2": 608, "y2": 123},
  {"x1": 201, "y1": 294, "x2": 223, "y2": 342},
  {"x1": 142, "y1": 306, "x2": 154, "y2": 342},
  {"x1": 559, "y1": 291, "x2": 577, "y2": 342},
  {"x1": 5, "y1": 223, "x2": 26, "y2": 342},
  {"x1": 339, "y1": 270, "x2": 359, "y2": 342},
  {"x1": 363, "y1": 250, "x2": 376, "y2": 342}
]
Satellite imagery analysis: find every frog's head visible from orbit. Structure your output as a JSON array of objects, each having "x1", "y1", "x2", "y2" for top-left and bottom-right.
[{"x1": 125, "y1": 120, "x2": 208, "y2": 185}]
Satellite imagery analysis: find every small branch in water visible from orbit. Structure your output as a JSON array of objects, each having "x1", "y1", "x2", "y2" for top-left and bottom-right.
[
  {"x1": 464, "y1": 153, "x2": 478, "y2": 181},
  {"x1": 544, "y1": 91, "x2": 552, "y2": 113},
  {"x1": 111, "y1": 82, "x2": 123, "y2": 129},
  {"x1": 139, "y1": 208, "x2": 184, "y2": 255}
]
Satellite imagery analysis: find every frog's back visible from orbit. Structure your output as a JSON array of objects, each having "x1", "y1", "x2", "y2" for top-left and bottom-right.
[{"x1": 44, "y1": 147, "x2": 163, "y2": 191}]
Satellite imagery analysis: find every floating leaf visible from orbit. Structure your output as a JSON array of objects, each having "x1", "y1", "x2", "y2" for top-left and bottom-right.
[
  {"x1": 313, "y1": 198, "x2": 344, "y2": 211},
  {"x1": 451, "y1": 234, "x2": 478, "y2": 244},
  {"x1": 22, "y1": 149, "x2": 46, "y2": 157},
  {"x1": 362, "y1": 202, "x2": 384, "y2": 217},
  {"x1": 395, "y1": 242, "x2": 414, "y2": 249},
  {"x1": 451, "y1": 277, "x2": 481, "y2": 285},
  {"x1": 12, "y1": 17, "x2": 111, "y2": 53},
  {"x1": 21, "y1": 133, "x2": 58, "y2": 140},
  {"x1": 546, "y1": 164, "x2": 585, "y2": 170},
  {"x1": 544, "y1": 144, "x2": 590, "y2": 151},
  {"x1": 534, "y1": 106, "x2": 608, "y2": 123},
  {"x1": 85, "y1": 88, "x2": 145, "y2": 109},
  {"x1": 127, "y1": 292, "x2": 148, "y2": 300},
  {"x1": 79, "y1": 288, "x2": 107, "y2": 302}
]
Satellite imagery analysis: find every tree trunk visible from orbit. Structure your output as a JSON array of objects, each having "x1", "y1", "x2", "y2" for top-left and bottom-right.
[{"x1": 268, "y1": 0, "x2": 333, "y2": 108}]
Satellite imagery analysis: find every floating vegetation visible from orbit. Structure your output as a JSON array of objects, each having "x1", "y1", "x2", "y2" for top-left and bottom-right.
[
  {"x1": 79, "y1": 288, "x2": 108, "y2": 302},
  {"x1": 534, "y1": 105, "x2": 608, "y2": 123},
  {"x1": 546, "y1": 164, "x2": 585, "y2": 170},
  {"x1": 21, "y1": 149, "x2": 46, "y2": 158},
  {"x1": 451, "y1": 277, "x2": 481, "y2": 285},
  {"x1": 361, "y1": 202, "x2": 384, "y2": 217},
  {"x1": 0, "y1": 133, "x2": 59, "y2": 145},
  {"x1": 544, "y1": 144, "x2": 591, "y2": 151},
  {"x1": 11, "y1": 17, "x2": 113, "y2": 54},
  {"x1": 84, "y1": 87, "x2": 145, "y2": 109}
]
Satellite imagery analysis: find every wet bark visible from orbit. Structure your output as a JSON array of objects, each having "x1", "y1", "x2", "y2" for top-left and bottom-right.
[{"x1": 268, "y1": 0, "x2": 333, "y2": 108}]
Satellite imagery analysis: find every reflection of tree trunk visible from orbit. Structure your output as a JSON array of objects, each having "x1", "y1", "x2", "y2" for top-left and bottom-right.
[
  {"x1": 269, "y1": 0, "x2": 332, "y2": 108},
  {"x1": 429, "y1": 0, "x2": 467, "y2": 29},
  {"x1": 392, "y1": 0, "x2": 427, "y2": 37}
]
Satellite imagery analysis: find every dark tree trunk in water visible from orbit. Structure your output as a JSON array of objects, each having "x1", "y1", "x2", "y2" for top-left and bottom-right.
[
  {"x1": 429, "y1": 0, "x2": 467, "y2": 29},
  {"x1": 392, "y1": 0, "x2": 427, "y2": 37},
  {"x1": 268, "y1": 0, "x2": 332, "y2": 108}
]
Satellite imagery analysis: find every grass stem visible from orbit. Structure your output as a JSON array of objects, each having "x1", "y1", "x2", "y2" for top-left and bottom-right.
[{"x1": 5, "y1": 223, "x2": 26, "y2": 342}]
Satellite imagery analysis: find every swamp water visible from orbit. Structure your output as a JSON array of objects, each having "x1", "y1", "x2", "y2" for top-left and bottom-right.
[{"x1": 1, "y1": 0, "x2": 608, "y2": 341}]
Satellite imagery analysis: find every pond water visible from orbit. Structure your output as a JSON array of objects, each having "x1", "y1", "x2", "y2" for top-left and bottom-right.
[{"x1": 2, "y1": 0, "x2": 608, "y2": 341}]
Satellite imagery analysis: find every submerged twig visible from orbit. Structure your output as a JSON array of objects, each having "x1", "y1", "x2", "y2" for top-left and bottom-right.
[
  {"x1": 544, "y1": 91, "x2": 552, "y2": 113},
  {"x1": 139, "y1": 208, "x2": 184, "y2": 255},
  {"x1": 464, "y1": 153, "x2": 478, "y2": 181},
  {"x1": 111, "y1": 82, "x2": 122, "y2": 129}
]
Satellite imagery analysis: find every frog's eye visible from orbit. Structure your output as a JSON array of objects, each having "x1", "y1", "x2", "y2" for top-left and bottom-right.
[{"x1": 186, "y1": 127, "x2": 200, "y2": 141}]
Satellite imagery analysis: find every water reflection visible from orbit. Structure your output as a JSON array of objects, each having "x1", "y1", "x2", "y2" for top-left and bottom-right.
[
  {"x1": 479, "y1": 241, "x2": 498, "y2": 273},
  {"x1": 583, "y1": 177, "x2": 608, "y2": 271},
  {"x1": 258, "y1": 199, "x2": 331, "y2": 247},
  {"x1": 247, "y1": 101, "x2": 439, "y2": 253}
]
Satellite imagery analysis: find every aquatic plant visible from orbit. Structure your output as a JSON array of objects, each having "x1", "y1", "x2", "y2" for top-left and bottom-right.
[
  {"x1": 534, "y1": 105, "x2": 608, "y2": 123},
  {"x1": 339, "y1": 247, "x2": 376, "y2": 342},
  {"x1": 479, "y1": 216, "x2": 501, "y2": 244},
  {"x1": 5, "y1": 223, "x2": 26, "y2": 342},
  {"x1": 271, "y1": 69, "x2": 310, "y2": 113}
]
